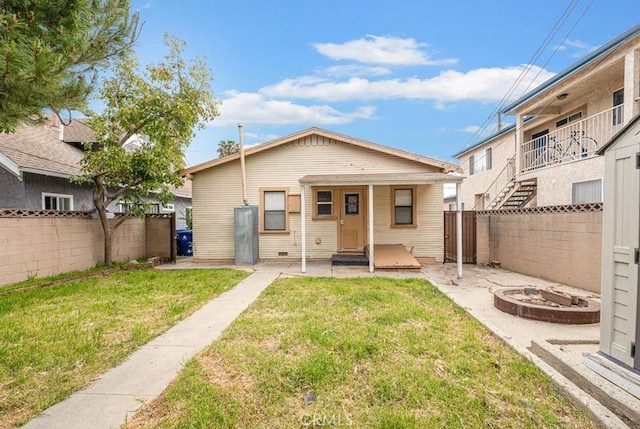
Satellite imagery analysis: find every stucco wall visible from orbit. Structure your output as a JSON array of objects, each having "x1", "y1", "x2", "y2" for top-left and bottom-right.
[
  {"x1": 458, "y1": 131, "x2": 516, "y2": 210},
  {"x1": 476, "y1": 211, "x2": 602, "y2": 292},
  {"x1": 0, "y1": 215, "x2": 173, "y2": 286}
]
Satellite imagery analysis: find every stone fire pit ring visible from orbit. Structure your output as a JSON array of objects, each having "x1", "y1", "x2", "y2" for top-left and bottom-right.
[{"x1": 494, "y1": 287, "x2": 600, "y2": 324}]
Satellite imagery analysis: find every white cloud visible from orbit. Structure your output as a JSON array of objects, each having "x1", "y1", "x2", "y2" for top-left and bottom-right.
[
  {"x1": 554, "y1": 39, "x2": 599, "y2": 58},
  {"x1": 260, "y1": 65, "x2": 555, "y2": 103},
  {"x1": 461, "y1": 125, "x2": 481, "y2": 133},
  {"x1": 210, "y1": 91, "x2": 377, "y2": 127},
  {"x1": 321, "y1": 64, "x2": 392, "y2": 77},
  {"x1": 312, "y1": 35, "x2": 458, "y2": 66}
]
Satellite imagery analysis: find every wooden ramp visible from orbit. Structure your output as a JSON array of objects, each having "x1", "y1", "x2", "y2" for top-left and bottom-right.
[{"x1": 367, "y1": 244, "x2": 421, "y2": 270}]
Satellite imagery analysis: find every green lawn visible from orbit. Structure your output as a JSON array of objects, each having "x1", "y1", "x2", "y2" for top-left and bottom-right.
[
  {"x1": 0, "y1": 268, "x2": 248, "y2": 428},
  {"x1": 127, "y1": 277, "x2": 596, "y2": 429}
]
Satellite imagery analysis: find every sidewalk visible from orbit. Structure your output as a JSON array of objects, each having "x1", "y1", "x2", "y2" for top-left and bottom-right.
[{"x1": 23, "y1": 269, "x2": 279, "y2": 429}]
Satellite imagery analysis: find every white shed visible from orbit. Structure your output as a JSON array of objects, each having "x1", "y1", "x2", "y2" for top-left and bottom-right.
[{"x1": 597, "y1": 113, "x2": 640, "y2": 377}]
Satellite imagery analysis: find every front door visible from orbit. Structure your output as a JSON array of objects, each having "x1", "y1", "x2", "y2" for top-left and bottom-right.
[{"x1": 339, "y1": 190, "x2": 366, "y2": 251}]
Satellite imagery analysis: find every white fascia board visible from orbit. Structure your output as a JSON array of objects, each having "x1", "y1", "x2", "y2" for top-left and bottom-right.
[{"x1": 0, "y1": 152, "x2": 22, "y2": 180}]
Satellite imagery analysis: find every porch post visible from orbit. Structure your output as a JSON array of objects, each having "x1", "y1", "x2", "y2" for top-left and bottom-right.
[
  {"x1": 368, "y1": 184, "x2": 374, "y2": 273},
  {"x1": 456, "y1": 182, "x2": 463, "y2": 279},
  {"x1": 515, "y1": 114, "x2": 524, "y2": 177},
  {"x1": 300, "y1": 184, "x2": 307, "y2": 273}
]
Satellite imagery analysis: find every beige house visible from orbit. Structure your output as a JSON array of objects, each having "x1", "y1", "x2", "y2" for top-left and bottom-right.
[
  {"x1": 454, "y1": 23, "x2": 640, "y2": 210},
  {"x1": 183, "y1": 128, "x2": 461, "y2": 271},
  {"x1": 591, "y1": 113, "x2": 640, "y2": 387}
]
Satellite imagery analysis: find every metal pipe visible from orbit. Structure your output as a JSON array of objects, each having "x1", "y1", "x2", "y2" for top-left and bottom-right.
[
  {"x1": 237, "y1": 123, "x2": 248, "y2": 206},
  {"x1": 456, "y1": 182, "x2": 463, "y2": 279}
]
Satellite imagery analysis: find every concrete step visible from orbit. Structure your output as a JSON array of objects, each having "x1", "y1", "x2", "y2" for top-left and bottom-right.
[{"x1": 531, "y1": 340, "x2": 640, "y2": 428}]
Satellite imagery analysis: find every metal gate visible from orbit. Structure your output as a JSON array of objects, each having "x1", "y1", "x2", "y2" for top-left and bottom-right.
[{"x1": 444, "y1": 211, "x2": 476, "y2": 263}]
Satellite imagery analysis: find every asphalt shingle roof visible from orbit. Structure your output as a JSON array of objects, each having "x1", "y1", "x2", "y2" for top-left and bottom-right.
[{"x1": 0, "y1": 121, "x2": 84, "y2": 177}]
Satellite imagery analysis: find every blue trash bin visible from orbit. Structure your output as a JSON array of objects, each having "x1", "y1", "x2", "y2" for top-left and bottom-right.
[{"x1": 176, "y1": 229, "x2": 193, "y2": 256}]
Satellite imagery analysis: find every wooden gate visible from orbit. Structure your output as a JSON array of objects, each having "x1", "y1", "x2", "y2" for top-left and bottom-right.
[{"x1": 444, "y1": 211, "x2": 476, "y2": 263}]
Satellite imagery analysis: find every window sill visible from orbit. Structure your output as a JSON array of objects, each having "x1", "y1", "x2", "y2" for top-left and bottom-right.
[
  {"x1": 312, "y1": 215, "x2": 337, "y2": 221},
  {"x1": 390, "y1": 224, "x2": 418, "y2": 229},
  {"x1": 260, "y1": 230, "x2": 291, "y2": 235}
]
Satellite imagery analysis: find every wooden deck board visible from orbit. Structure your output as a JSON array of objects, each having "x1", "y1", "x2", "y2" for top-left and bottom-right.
[{"x1": 369, "y1": 244, "x2": 421, "y2": 270}]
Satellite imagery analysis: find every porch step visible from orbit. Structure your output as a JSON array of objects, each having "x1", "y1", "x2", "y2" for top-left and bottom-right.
[{"x1": 331, "y1": 253, "x2": 369, "y2": 266}]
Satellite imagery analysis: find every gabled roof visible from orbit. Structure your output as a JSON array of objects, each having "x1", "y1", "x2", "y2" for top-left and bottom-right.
[
  {"x1": 0, "y1": 121, "x2": 84, "y2": 179},
  {"x1": 501, "y1": 23, "x2": 640, "y2": 115},
  {"x1": 183, "y1": 127, "x2": 460, "y2": 175},
  {"x1": 596, "y1": 112, "x2": 640, "y2": 155}
]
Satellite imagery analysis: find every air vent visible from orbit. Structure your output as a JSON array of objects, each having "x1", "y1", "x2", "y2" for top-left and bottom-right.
[{"x1": 278, "y1": 251, "x2": 288, "y2": 257}]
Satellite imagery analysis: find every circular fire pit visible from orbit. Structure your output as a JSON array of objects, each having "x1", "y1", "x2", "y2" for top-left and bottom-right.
[{"x1": 494, "y1": 287, "x2": 600, "y2": 324}]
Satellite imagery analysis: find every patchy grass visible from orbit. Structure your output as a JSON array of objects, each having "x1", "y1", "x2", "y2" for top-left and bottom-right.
[
  {"x1": 127, "y1": 277, "x2": 596, "y2": 429},
  {"x1": 0, "y1": 268, "x2": 248, "y2": 428}
]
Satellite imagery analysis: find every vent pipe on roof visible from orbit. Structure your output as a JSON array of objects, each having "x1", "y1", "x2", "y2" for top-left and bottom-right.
[{"x1": 238, "y1": 123, "x2": 249, "y2": 206}]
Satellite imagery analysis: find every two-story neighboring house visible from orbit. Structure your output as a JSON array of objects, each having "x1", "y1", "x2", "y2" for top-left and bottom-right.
[
  {"x1": 0, "y1": 117, "x2": 192, "y2": 228},
  {"x1": 455, "y1": 23, "x2": 640, "y2": 210}
]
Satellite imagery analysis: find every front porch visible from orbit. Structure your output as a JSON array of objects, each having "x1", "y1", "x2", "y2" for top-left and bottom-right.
[{"x1": 298, "y1": 172, "x2": 464, "y2": 274}]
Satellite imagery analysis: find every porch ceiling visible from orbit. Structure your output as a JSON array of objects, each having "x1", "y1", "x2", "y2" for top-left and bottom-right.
[{"x1": 299, "y1": 172, "x2": 463, "y2": 186}]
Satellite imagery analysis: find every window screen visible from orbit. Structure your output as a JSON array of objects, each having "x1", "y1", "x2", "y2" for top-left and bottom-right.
[{"x1": 572, "y1": 179, "x2": 602, "y2": 204}]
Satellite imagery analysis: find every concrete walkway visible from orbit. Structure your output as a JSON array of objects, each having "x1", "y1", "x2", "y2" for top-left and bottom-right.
[{"x1": 23, "y1": 269, "x2": 279, "y2": 429}]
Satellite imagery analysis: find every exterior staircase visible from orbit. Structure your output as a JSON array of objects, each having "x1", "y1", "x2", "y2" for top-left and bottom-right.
[{"x1": 489, "y1": 179, "x2": 537, "y2": 209}]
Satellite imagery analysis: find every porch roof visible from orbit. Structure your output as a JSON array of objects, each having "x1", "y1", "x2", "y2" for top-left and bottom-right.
[{"x1": 299, "y1": 172, "x2": 463, "y2": 186}]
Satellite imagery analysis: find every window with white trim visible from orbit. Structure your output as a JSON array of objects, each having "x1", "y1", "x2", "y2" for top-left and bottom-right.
[
  {"x1": 469, "y1": 147, "x2": 492, "y2": 175},
  {"x1": 572, "y1": 179, "x2": 602, "y2": 204},
  {"x1": 162, "y1": 203, "x2": 175, "y2": 212},
  {"x1": 555, "y1": 111, "x2": 582, "y2": 128},
  {"x1": 42, "y1": 193, "x2": 73, "y2": 211}
]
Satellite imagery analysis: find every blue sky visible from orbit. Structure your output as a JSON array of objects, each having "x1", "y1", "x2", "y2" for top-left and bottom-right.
[{"x1": 128, "y1": 0, "x2": 638, "y2": 167}]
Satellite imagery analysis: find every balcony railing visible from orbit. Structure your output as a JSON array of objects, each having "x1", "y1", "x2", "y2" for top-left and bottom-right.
[{"x1": 520, "y1": 104, "x2": 624, "y2": 173}]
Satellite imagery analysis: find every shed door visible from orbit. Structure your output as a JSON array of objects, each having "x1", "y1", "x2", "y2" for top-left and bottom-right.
[{"x1": 603, "y1": 145, "x2": 639, "y2": 368}]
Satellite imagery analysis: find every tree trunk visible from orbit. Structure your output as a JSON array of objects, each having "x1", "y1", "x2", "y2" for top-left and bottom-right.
[{"x1": 95, "y1": 200, "x2": 114, "y2": 265}]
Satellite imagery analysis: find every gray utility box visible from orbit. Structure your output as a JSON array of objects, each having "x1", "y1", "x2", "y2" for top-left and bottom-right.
[{"x1": 234, "y1": 205, "x2": 259, "y2": 264}]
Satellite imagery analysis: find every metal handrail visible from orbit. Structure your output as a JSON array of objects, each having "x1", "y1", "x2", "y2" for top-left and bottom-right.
[{"x1": 472, "y1": 156, "x2": 516, "y2": 210}]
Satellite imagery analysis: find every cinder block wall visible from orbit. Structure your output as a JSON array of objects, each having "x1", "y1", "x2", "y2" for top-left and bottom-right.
[
  {"x1": 477, "y1": 212, "x2": 602, "y2": 293},
  {"x1": 0, "y1": 217, "x2": 152, "y2": 286}
]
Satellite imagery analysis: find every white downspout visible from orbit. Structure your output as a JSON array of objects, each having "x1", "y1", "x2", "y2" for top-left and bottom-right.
[
  {"x1": 368, "y1": 184, "x2": 374, "y2": 273},
  {"x1": 456, "y1": 182, "x2": 463, "y2": 279},
  {"x1": 301, "y1": 184, "x2": 307, "y2": 273}
]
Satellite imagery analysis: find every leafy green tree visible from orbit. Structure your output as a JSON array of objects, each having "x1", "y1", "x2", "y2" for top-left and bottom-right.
[
  {"x1": 0, "y1": 0, "x2": 139, "y2": 132},
  {"x1": 217, "y1": 139, "x2": 239, "y2": 157},
  {"x1": 76, "y1": 35, "x2": 220, "y2": 264}
]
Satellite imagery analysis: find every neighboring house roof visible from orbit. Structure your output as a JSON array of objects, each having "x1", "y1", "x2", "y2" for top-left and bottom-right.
[
  {"x1": 62, "y1": 118, "x2": 97, "y2": 144},
  {"x1": 501, "y1": 23, "x2": 640, "y2": 115},
  {"x1": 183, "y1": 127, "x2": 460, "y2": 175},
  {"x1": 596, "y1": 112, "x2": 640, "y2": 155},
  {"x1": 444, "y1": 195, "x2": 457, "y2": 203},
  {"x1": 0, "y1": 121, "x2": 84, "y2": 179},
  {"x1": 170, "y1": 178, "x2": 192, "y2": 199}
]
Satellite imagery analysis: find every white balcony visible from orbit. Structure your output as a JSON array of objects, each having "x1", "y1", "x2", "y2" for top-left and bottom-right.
[{"x1": 520, "y1": 105, "x2": 625, "y2": 173}]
